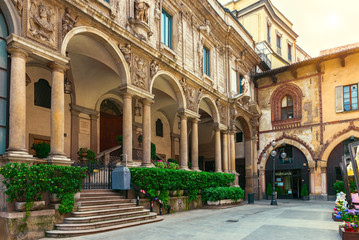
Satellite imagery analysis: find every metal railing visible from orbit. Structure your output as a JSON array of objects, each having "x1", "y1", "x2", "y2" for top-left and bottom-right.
[{"x1": 131, "y1": 182, "x2": 172, "y2": 215}]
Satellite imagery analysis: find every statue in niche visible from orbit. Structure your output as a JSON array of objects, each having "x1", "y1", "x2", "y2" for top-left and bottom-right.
[
  {"x1": 241, "y1": 74, "x2": 250, "y2": 96},
  {"x1": 11, "y1": 0, "x2": 23, "y2": 15},
  {"x1": 135, "y1": 0, "x2": 150, "y2": 23},
  {"x1": 62, "y1": 7, "x2": 78, "y2": 38},
  {"x1": 134, "y1": 57, "x2": 147, "y2": 89},
  {"x1": 29, "y1": 1, "x2": 55, "y2": 42},
  {"x1": 154, "y1": 0, "x2": 161, "y2": 21}
]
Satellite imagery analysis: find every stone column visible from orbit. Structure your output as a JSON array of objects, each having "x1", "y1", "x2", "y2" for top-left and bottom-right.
[
  {"x1": 170, "y1": 133, "x2": 176, "y2": 159},
  {"x1": 120, "y1": 92, "x2": 133, "y2": 166},
  {"x1": 230, "y1": 131, "x2": 236, "y2": 172},
  {"x1": 48, "y1": 62, "x2": 69, "y2": 162},
  {"x1": 321, "y1": 167, "x2": 327, "y2": 200},
  {"x1": 90, "y1": 114, "x2": 98, "y2": 152},
  {"x1": 141, "y1": 98, "x2": 153, "y2": 167},
  {"x1": 179, "y1": 114, "x2": 188, "y2": 170},
  {"x1": 191, "y1": 119, "x2": 199, "y2": 171},
  {"x1": 309, "y1": 167, "x2": 315, "y2": 195},
  {"x1": 4, "y1": 48, "x2": 32, "y2": 159},
  {"x1": 215, "y1": 127, "x2": 222, "y2": 172},
  {"x1": 70, "y1": 108, "x2": 80, "y2": 160},
  {"x1": 222, "y1": 131, "x2": 228, "y2": 173}
]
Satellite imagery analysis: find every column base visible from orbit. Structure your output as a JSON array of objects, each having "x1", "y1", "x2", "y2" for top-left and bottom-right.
[
  {"x1": 140, "y1": 162, "x2": 155, "y2": 168},
  {"x1": 215, "y1": 170, "x2": 223, "y2": 173},
  {"x1": 180, "y1": 167, "x2": 190, "y2": 171},
  {"x1": 47, "y1": 155, "x2": 73, "y2": 166},
  {"x1": 117, "y1": 161, "x2": 139, "y2": 167},
  {"x1": 191, "y1": 167, "x2": 201, "y2": 172},
  {"x1": 3, "y1": 151, "x2": 35, "y2": 163}
]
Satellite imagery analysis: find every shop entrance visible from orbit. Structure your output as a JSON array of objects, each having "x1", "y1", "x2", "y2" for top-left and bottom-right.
[{"x1": 265, "y1": 144, "x2": 309, "y2": 199}]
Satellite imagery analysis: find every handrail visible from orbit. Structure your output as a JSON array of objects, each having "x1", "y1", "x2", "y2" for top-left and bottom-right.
[
  {"x1": 96, "y1": 145, "x2": 122, "y2": 159},
  {"x1": 131, "y1": 183, "x2": 172, "y2": 215}
]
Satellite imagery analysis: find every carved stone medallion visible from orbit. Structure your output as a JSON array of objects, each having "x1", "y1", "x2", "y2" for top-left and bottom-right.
[
  {"x1": 28, "y1": 0, "x2": 58, "y2": 48},
  {"x1": 133, "y1": 56, "x2": 148, "y2": 90}
]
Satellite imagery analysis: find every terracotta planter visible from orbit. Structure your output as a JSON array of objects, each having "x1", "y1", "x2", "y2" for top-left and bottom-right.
[
  {"x1": 339, "y1": 226, "x2": 359, "y2": 240},
  {"x1": 332, "y1": 212, "x2": 342, "y2": 222},
  {"x1": 15, "y1": 201, "x2": 45, "y2": 212}
]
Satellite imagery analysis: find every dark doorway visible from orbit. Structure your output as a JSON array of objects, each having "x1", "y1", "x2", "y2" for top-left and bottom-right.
[
  {"x1": 236, "y1": 158, "x2": 246, "y2": 189},
  {"x1": 265, "y1": 145, "x2": 309, "y2": 199},
  {"x1": 100, "y1": 100, "x2": 122, "y2": 152}
]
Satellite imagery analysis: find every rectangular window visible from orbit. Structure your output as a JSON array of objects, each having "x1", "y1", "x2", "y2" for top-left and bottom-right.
[
  {"x1": 276, "y1": 34, "x2": 281, "y2": 55},
  {"x1": 104, "y1": 0, "x2": 109, "y2": 2},
  {"x1": 288, "y1": 44, "x2": 292, "y2": 62},
  {"x1": 343, "y1": 84, "x2": 358, "y2": 111},
  {"x1": 161, "y1": 10, "x2": 172, "y2": 49},
  {"x1": 203, "y1": 46, "x2": 210, "y2": 76},
  {"x1": 236, "y1": 132, "x2": 243, "y2": 143},
  {"x1": 267, "y1": 23, "x2": 271, "y2": 43},
  {"x1": 238, "y1": 75, "x2": 243, "y2": 94}
]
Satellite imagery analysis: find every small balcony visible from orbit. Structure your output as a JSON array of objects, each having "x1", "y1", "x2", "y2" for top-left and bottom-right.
[{"x1": 258, "y1": 52, "x2": 271, "y2": 70}]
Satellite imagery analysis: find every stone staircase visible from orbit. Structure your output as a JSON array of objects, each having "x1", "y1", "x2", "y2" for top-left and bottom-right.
[{"x1": 46, "y1": 189, "x2": 164, "y2": 238}]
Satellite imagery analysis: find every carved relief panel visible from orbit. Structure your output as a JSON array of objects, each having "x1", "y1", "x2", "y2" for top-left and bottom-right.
[
  {"x1": 132, "y1": 55, "x2": 149, "y2": 90},
  {"x1": 26, "y1": 0, "x2": 59, "y2": 49},
  {"x1": 180, "y1": 78, "x2": 198, "y2": 112},
  {"x1": 216, "y1": 98, "x2": 227, "y2": 124}
]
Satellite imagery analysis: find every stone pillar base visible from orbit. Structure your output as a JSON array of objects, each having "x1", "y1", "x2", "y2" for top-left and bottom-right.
[
  {"x1": 180, "y1": 167, "x2": 190, "y2": 171},
  {"x1": 3, "y1": 151, "x2": 35, "y2": 164},
  {"x1": 117, "y1": 161, "x2": 139, "y2": 168},
  {"x1": 47, "y1": 155, "x2": 73, "y2": 166},
  {"x1": 191, "y1": 167, "x2": 201, "y2": 172},
  {"x1": 231, "y1": 171, "x2": 240, "y2": 187},
  {"x1": 140, "y1": 162, "x2": 155, "y2": 168}
]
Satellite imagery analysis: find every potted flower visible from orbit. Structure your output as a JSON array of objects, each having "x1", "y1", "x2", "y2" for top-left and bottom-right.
[{"x1": 339, "y1": 209, "x2": 359, "y2": 239}]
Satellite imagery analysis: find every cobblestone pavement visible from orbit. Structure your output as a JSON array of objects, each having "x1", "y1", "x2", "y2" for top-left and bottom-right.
[{"x1": 42, "y1": 199, "x2": 342, "y2": 240}]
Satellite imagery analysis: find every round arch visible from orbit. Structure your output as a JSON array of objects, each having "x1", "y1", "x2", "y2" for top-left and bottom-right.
[
  {"x1": 61, "y1": 26, "x2": 130, "y2": 86},
  {"x1": 0, "y1": 1, "x2": 21, "y2": 35},
  {"x1": 259, "y1": 136, "x2": 315, "y2": 168},
  {"x1": 234, "y1": 115, "x2": 252, "y2": 140},
  {"x1": 321, "y1": 129, "x2": 359, "y2": 164},
  {"x1": 197, "y1": 95, "x2": 220, "y2": 124},
  {"x1": 150, "y1": 70, "x2": 186, "y2": 109},
  {"x1": 95, "y1": 93, "x2": 124, "y2": 113}
]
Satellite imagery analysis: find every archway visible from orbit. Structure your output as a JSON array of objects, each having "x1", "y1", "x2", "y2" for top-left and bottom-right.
[
  {"x1": 197, "y1": 96, "x2": 219, "y2": 172},
  {"x1": 265, "y1": 144, "x2": 309, "y2": 199},
  {"x1": 150, "y1": 72, "x2": 185, "y2": 161},
  {"x1": 326, "y1": 137, "x2": 359, "y2": 196}
]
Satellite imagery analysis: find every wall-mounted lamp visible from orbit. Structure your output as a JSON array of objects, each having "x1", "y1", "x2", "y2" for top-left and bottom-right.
[{"x1": 64, "y1": 78, "x2": 72, "y2": 94}]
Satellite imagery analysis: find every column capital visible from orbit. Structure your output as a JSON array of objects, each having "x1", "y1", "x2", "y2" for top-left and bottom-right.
[
  {"x1": 190, "y1": 118, "x2": 201, "y2": 123},
  {"x1": 7, "y1": 47, "x2": 28, "y2": 58},
  {"x1": 139, "y1": 97, "x2": 154, "y2": 105},
  {"x1": 120, "y1": 91, "x2": 133, "y2": 99},
  {"x1": 178, "y1": 108, "x2": 200, "y2": 119},
  {"x1": 48, "y1": 61, "x2": 68, "y2": 72}
]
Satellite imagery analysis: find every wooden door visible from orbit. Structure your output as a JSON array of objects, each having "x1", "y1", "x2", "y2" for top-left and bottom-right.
[{"x1": 100, "y1": 112, "x2": 123, "y2": 152}]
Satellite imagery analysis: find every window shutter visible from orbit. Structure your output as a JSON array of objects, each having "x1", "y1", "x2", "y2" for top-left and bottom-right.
[{"x1": 335, "y1": 86, "x2": 343, "y2": 113}]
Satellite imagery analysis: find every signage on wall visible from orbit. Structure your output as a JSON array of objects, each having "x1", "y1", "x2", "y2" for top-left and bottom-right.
[{"x1": 275, "y1": 171, "x2": 292, "y2": 176}]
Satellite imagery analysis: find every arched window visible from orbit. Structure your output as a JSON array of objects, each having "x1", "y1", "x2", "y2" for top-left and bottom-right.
[
  {"x1": 34, "y1": 79, "x2": 51, "y2": 108},
  {"x1": 0, "y1": 10, "x2": 9, "y2": 154},
  {"x1": 156, "y1": 119, "x2": 163, "y2": 137},
  {"x1": 281, "y1": 95, "x2": 293, "y2": 120},
  {"x1": 270, "y1": 83, "x2": 302, "y2": 129}
]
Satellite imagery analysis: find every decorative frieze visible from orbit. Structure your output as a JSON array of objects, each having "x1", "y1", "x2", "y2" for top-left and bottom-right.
[
  {"x1": 150, "y1": 60, "x2": 159, "y2": 77},
  {"x1": 216, "y1": 98, "x2": 226, "y2": 124},
  {"x1": 119, "y1": 44, "x2": 132, "y2": 67},
  {"x1": 180, "y1": 78, "x2": 197, "y2": 111},
  {"x1": 28, "y1": 0, "x2": 58, "y2": 48}
]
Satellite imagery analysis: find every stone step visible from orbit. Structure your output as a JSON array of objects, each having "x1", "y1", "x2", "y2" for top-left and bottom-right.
[
  {"x1": 79, "y1": 199, "x2": 131, "y2": 206},
  {"x1": 79, "y1": 195, "x2": 126, "y2": 201},
  {"x1": 46, "y1": 216, "x2": 164, "y2": 238},
  {"x1": 57, "y1": 212, "x2": 156, "y2": 230},
  {"x1": 72, "y1": 206, "x2": 144, "y2": 218},
  {"x1": 80, "y1": 192, "x2": 124, "y2": 198},
  {"x1": 78, "y1": 202, "x2": 136, "y2": 212},
  {"x1": 65, "y1": 209, "x2": 151, "y2": 224}
]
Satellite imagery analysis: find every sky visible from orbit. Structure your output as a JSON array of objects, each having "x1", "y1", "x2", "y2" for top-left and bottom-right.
[{"x1": 270, "y1": 0, "x2": 359, "y2": 57}]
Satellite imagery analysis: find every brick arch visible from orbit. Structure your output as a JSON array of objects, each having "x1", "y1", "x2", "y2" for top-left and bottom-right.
[
  {"x1": 258, "y1": 132, "x2": 315, "y2": 166},
  {"x1": 270, "y1": 83, "x2": 303, "y2": 123}
]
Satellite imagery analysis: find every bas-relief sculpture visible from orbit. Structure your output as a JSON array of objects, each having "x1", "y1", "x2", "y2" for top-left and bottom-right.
[
  {"x1": 11, "y1": 0, "x2": 23, "y2": 16},
  {"x1": 119, "y1": 44, "x2": 132, "y2": 67},
  {"x1": 133, "y1": 56, "x2": 147, "y2": 89},
  {"x1": 216, "y1": 98, "x2": 226, "y2": 124},
  {"x1": 134, "y1": 0, "x2": 150, "y2": 23},
  {"x1": 29, "y1": 1, "x2": 56, "y2": 47},
  {"x1": 62, "y1": 7, "x2": 78, "y2": 39},
  {"x1": 180, "y1": 78, "x2": 196, "y2": 111},
  {"x1": 150, "y1": 60, "x2": 159, "y2": 77}
]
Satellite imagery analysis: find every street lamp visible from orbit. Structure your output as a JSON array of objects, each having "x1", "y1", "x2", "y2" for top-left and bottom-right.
[{"x1": 270, "y1": 140, "x2": 286, "y2": 206}]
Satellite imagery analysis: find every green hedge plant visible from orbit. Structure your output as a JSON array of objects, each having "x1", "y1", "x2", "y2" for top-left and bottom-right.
[
  {"x1": 202, "y1": 187, "x2": 245, "y2": 202},
  {"x1": 31, "y1": 142, "x2": 50, "y2": 158},
  {"x1": 0, "y1": 163, "x2": 86, "y2": 221},
  {"x1": 130, "y1": 168, "x2": 235, "y2": 205}
]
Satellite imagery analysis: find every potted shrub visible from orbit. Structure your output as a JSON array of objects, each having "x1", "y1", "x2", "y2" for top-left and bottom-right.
[
  {"x1": 31, "y1": 142, "x2": 50, "y2": 158},
  {"x1": 301, "y1": 183, "x2": 309, "y2": 200},
  {"x1": 77, "y1": 148, "x2": 96, "y2": 162}
]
